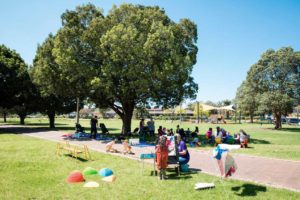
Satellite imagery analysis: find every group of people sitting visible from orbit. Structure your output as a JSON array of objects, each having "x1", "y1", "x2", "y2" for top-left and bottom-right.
[
  {"x1": 205, "y1": 127, "x2": 249, "y2": 147},
  {"x1": 105, "y1": 139, "x2": 134, "y2": 155},
  {"x1": 154, "y1": 125, "x2": 249, "y2": 180},
  {"x1": 138, "y1": 118, "x2": 155, "y2": 136},
  {"x1": 157, "y1": 125, "x2": 201, "y2": 147},
  {"x1": 157, "y1": 125, "x2": 199, "y2": 138}
]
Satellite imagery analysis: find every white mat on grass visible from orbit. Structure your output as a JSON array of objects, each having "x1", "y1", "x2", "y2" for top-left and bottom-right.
[{"x1": 194, "y1": 182, "x2": 215, "y2": 190}]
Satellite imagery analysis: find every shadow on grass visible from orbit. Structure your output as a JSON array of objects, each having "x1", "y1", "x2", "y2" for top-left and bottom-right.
[
  {"x1": 243, "y1": 146, "x2": 254, "y2": 149},
  {"x1": 0, "y1": 122, "x2": 68, "y2": 126},
  {"x1": 55, "y1": 126, "x2": 120, "y2": 132},
  {"x1": 0, "y1": 126, "x2": 52, "y2": 134},
  {"x1": 279, "y1": 127, "x2": 300, "y2": 133},
  {"x1": 167, "y1": 172, "x2": 193, "y2": 180},
  {"x1": 262, "y1": 126, "x2": 300, "y2": 133},
  {"x1": 149, "y1": 169, "x2": 195, "y2": 180},
  {"x1": 63, "y1": 154, "x2": 89, "y2": 162},
  {"x1": 196, "y1": 135, "x2": 270, "y2": 146},
  {"x1": 30, "y1": 123, "x2": 68, "y2": 126},
  {"x1": 250, "y1": 138, "x2": 270, "y2": 144},
  {"x1": 232, "y1": 184, "x2": 267, "y2": 196},
  {"x1": 189, "y1": 168, "x2": 202, "y2": 172}
]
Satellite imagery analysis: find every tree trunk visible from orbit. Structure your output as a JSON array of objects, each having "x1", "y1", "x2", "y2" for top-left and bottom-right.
[
  {"x1": 3, "y1": 112, "x2": 7, "y2": 122},
  {"x1": 110, "y1": 101, "x2": 134, "y2": 135},
  {"x1": 48, "y1": 112, "x2": 55, "y2": 128},
  {"x1": 19, "y1": 114, "x2": 26, "y2": 125},
  {"x1": 226, "y1": 111, "x2": 229, "y2": 119},
  {"x1": 121, "y1": 103, "x2": 134, "y2": 135},
  {"x1": 274, "y1": 112, "x2": 282, "y2": 129},
  {"x1": 122, "y1": 113, "x2": 133, "y2": 135},
  {"x1": 235, "y1": 111, "x2": 237, "y2": 123},
  {"x1": 250, "y1": 114, "x2": 254, "y2": 123}
]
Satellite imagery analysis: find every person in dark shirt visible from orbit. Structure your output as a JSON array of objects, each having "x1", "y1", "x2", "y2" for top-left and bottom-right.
[
  {"x1": 158, "y1": 126, "x2": 164, "y2": 136},
  {"x1": 191, "y1": 126, "x2": 199, "y2": 138},
  {"x1": 90, "y1": 115, "x2": 98, "y2": 139}
]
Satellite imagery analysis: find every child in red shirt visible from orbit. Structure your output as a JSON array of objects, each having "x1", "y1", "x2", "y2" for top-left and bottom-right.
[{"x1": 156, "y1": 136, "x2": 169, "y2": 180}]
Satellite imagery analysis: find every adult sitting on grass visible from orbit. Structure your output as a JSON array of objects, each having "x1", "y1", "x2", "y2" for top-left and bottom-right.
[
  {"x1": 191, "y1": 126, "x2": 199, "y2": 138},
  {"x1": 75, "y1": 123, "x2": 84, "y2": 133},
  {"x1": 206, "y1": 128, "x2": 213, "y2": 139},
  {"x1": 205, "y1": 127, "x2": 213, "y2": 144},
  {"x1": 179, "y1": 128, "x2": 186, "y2": 141},
  {"x1": 221, "y1": 128, "x2": 229, "y2": 143},
  {"x1": 175, "y1": 134, "x2": 190, "y2": 166},
  {"x1": 158, "y1": 126, "x2": 164, "y2": 136},
  {"x1": 239, "y1": 129, "x2": 249, "y2": 148},
  {"x1": 214, "y1": 127, "x2": 222, "y2": 144}
]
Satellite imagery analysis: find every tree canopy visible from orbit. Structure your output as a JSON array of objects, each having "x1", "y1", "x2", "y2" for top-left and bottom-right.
[
  {"x1": 31, "y1": 34, "x2": 80, "y2": 128},
  {"x1": 36, "y1": 3, "x2": 198, "y2": 133},
  {"x1": 0, "y1": 45, "x2": 29, "y2": 109},
  {"x1": 0, "y1": 44, "x2": 39, "y2": 124},
  {"x1": 234, "y1": 80, "x2": 258, "y2": 123},
  {"x1": 235, "y1": 47, "x2": 300, "y2": 128}
]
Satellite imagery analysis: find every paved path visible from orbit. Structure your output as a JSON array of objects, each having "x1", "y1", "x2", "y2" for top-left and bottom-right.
[{"x1": 1, "y1": 125, "x2": 300, "y2": 192}]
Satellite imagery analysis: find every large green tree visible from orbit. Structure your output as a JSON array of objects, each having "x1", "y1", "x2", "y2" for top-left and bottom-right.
[
  {"x1": 33, "y1": 93, "x2": 77, "y2": 128},
  {"x1": 52, "y1": 4, "x2": 103, "y2": 100},
  {"x1": 0, "y1": 45, "x2": 29, "y2": 109},
  {"x1": 0, "y1": 44, "x2": 38, "y2": 124},
  {"x1": 0, "y1": 107, "x2": 9, "y2": 122},
  {"x1": 51, "y1": 4, "x2": 198, "y2": 134},
  {"x1": 234, "y1": 80, "x2": 258, "y2": 123},
  {"x1": 31, "y1": 34, "x2": 80, "y2": 128},
  {"x1": 240, "y1": 47, "x2": 300, "y2": 129}
]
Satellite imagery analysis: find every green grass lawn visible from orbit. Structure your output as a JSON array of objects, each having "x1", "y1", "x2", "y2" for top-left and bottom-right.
[
  {"x1": 1, "y1": 117, "x2": 300, "y2": 161},
  {"x1": 0, "y1": 133, "x2": 299, "y2": 200}
]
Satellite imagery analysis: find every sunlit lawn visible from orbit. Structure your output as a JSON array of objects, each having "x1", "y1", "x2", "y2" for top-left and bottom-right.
[
  {"x1": 0, "y1": 133, "x2": 299, "y2": 200},
  {"x1": 2, "y1": 117, "x2": 300, "y2": 161}
]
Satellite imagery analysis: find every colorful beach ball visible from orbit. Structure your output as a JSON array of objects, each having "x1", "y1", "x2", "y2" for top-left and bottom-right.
[
  {"x1": 98, "y1": 168, "x2": 113, "y2": 177},
  {"x1": 66, "y1": 170, "x2": 85, "y2": 183},
  {"x1": 83, "y1": 167, "x2": 98, "y2": 176}
]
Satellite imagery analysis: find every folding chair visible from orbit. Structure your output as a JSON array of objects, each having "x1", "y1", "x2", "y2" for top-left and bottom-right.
[{"x1": 100, "y1": 123, "x2": 109, "y2": 134}]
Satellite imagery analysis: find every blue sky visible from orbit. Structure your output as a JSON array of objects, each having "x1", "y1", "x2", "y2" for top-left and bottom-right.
[{"x1": 1, "y1": 0, "x2": 300, "y2": 102}]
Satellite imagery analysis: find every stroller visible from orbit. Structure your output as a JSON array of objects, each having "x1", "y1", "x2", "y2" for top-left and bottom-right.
[
  {"x1": 71, "y1": 123, "x2": 90, "y2": 140},
  {"x1": 75, "y1": 123, "x2": 84, "y2": 133},
  {"x1": 133, "y1": 127, "x2": 139, "y2": 135},
  {"x1": 99, "y1": 123, "x2": 109, "y2": 134}
]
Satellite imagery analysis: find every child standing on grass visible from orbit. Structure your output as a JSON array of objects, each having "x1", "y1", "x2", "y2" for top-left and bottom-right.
[{"x1": 156, "y1": 136, "x2": 169, "y2": 180}]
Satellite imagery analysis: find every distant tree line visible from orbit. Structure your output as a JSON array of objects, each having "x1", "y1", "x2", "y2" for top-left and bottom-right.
[
  {"x1": 0, "y1": 44, "x2": 77, "y2": 127},
  {"x1": 235, "y1": 47, "x2": 300, "y2": 129}
]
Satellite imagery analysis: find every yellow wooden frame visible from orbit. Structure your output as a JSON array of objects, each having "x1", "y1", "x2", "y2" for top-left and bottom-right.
[{"x1": 56, "y1": 142, "x2": 91, "y2": 160}]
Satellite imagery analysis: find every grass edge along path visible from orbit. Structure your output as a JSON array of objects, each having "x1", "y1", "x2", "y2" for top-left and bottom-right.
[
  {"x1": 2, "y1": 117, "x2": 300, "y2": 161},
  {"x1": 0, "y1": 133, "x2": 300, "y2": 200}
]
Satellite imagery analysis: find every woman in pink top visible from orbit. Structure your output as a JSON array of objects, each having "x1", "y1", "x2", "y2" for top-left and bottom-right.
[{"x1": 206, "y1": 128, "x2": 213, "y2": 139}]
